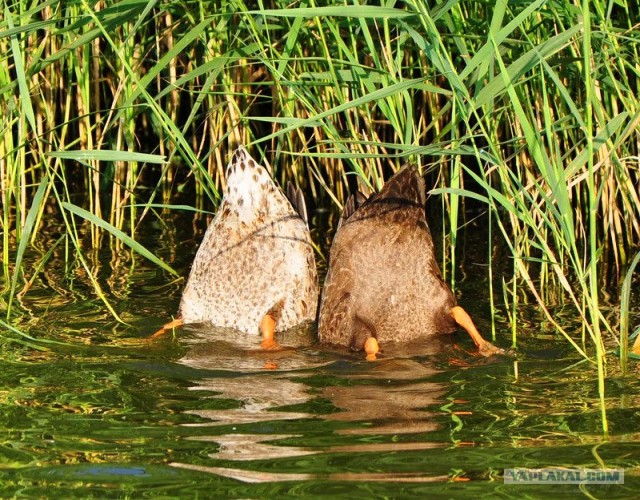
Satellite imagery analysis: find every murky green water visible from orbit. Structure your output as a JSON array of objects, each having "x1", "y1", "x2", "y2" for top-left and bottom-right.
[{"x1": 1, "y1": 212, "x2": 639, "y2": 498}]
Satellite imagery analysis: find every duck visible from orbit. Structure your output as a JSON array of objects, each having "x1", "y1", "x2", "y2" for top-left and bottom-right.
[
  {"x1": 318, "y1": 164, "x2": 502, "y2": 360},
  {"x1": 157, "y1": 146, "x2": 319, "y2": 348}
]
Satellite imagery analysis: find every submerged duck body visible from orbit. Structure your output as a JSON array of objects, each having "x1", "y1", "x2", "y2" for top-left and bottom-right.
[
  {"x1": 178, "y1": 147, "x2": 319, "y2": 339},
  {"x1": 318, "y1": 164, "x2": 499, "y2": 358}
]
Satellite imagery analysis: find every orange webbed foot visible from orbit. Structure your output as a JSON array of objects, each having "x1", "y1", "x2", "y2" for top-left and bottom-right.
[
  {"x1": 450, "y1": 306, "x2": 504, "y2": 357},
  {"x1": 260, "y1": 313, "x2": 279, "y2": 350},
  {"x1": 364, "y1": 337, "x2": 380, "y2": 361},
  {"x1": 150, "y1": 317, "x2": 184, "y2": 339},
  {"x1": 632, "y1": 335, "x2": 640, "y2": 356}
]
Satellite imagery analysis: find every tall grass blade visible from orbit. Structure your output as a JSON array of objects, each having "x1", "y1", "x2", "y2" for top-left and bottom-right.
[
  {"x1": 7, "y1": 174, "x2": 50, "y2": 320},
  {"x1": 62, "y1": 202, "x2": 178, "y2": 277},
  {"x1": 5, "y1": 5, "x2": 37, "y2": 134},
  {"x1": 621, "y1": 252, "x2": 640, "y2": 371},
  {"x1": 47, "y1": 150, "x2": 166, "y2": 163},
  {"x1": 249, "y1": 6, "x2": 418, "y2": 19},
  {"x1": 254, "y1": 78, "x2": 447, "y2": 145}
]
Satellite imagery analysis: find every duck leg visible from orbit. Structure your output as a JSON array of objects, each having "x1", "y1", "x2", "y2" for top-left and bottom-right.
[
  {"x1": 260, "y1": 313, "x2": 278, "y2": 349},
  {"x1": 364, "y1": 337, "x2": 380, "y2": 361},
  {"x1": 150, "y1": 317, "x2": 184, "y2": 339},
  {"x1": 633, "y1": 334, "x2": 640, "y2": 356},
  {"x1": 351, "y1": 314, "x2": 379, "y2": 361},
  {"x1": 450, "y1": 306, "x2": 503, "y2": 356}
]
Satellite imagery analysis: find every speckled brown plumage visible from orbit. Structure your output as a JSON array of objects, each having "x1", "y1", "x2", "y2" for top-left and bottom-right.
[
  {"x1": 179, "y1": 146, "x2": 319, "y2": 334},
  {"x1": 318, "y1": 164, "x2": 458, "y2": 351}
]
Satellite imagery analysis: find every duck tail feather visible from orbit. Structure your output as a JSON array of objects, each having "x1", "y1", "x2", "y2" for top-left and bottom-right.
[{"x1": 286, "y1": 182, "x2": 308, "y2": 224}]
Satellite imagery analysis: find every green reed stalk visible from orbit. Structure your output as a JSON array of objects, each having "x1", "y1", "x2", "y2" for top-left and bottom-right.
[
  {"x1": 6, "y1": 174, "x2": 49, "y2": 320},
  {"x1": 448, "y1": 101, "x2": 460, "y2": 292},
  {"x1": 581, "y1": 0, "x2": 608, "y2": 435},
  {"x1": 620, "y1": 252, "x2": 640, "y2": 374}
]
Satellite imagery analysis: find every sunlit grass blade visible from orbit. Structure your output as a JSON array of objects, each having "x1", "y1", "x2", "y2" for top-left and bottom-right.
[
  {"x1": 248, "y1": 6, "x2": 418, "y2": 19},
  {"x1": 253, "y1": 78, "x2": 448, "y2": 145},
  {"x1": 5, "y1": 4, "x2": 37, "y2": 135},
  {"x1": 7, "y1": 174, "x2": 50, "y2": 320},
  {"x1": 62, "y1": 202, "x2": 179, "y2": 277},
  {"x1": 621, "y1": 252, "x2": 640, "y2": 369},
  {"x1": 47, "y1": 150, "x2": 166, "y2": 163},
  {"x1": 0, "y1": 318, "x2": 69, "y2": 348}
]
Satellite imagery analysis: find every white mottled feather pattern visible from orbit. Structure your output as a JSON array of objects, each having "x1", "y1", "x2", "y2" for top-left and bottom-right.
[{"x1": 179, "y1": 146, "x2": 319, "y2": 334}]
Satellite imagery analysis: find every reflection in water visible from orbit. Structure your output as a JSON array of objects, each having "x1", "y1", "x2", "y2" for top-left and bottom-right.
[
  {"x1": 171, "y1": 462, "x2": 450, "y2": 484},
  {"x1": 175, "y1": 324, "x2": 321, "y2": 462},
  {"x1": 177, "y1": 323, "x2": 323, "y2": 372},
  {"x1": 184, "y1": 375, "x2": 313, "y2": 426},
  {"x1": 323, "y1": 358, "x2": 446, "y2": 436},
  {"x1": 194, "y1": 433, "x2": 316, "y2": 461},
  {"x1": 172, "y1": 327, "x2": 455, "y2": 482}
]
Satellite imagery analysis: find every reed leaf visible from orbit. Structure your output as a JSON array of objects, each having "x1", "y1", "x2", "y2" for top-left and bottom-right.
[
  {"x1": 248, "y1": 6, "x2": 418, "y2": 19},
  {"x1": 6, "y1": 174, "x2": 50, "y2": 320},
  {"x1": 62, "y1": 202, "x2": 179, "y2": 277},
  {"x1": 254, "y1": 77, "x2": 448, "y2": 145},
  {"x1": 621, "y1": 252, "x2": 640, "y2": 370},
  {"x1": 47, "y1": 150, "x2": 166, "y2": 163},
  {"x1": 5, "y1": 5, "x2": 37, "y2": 134}
]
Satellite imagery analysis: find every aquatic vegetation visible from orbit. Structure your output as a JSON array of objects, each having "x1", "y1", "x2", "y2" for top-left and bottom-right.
[{"x1": 1, "y1": 1, "x2": 639, "y2": 431}]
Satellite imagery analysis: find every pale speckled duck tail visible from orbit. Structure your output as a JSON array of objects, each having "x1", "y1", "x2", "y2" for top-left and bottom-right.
[{"x1": 174, "y1": 146, "x2": 318, "y2": 346}]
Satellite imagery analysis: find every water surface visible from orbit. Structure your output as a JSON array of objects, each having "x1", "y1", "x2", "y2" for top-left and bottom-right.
[{"x1": 1, "y1": 212, "x2": 639, "y2": 498}]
